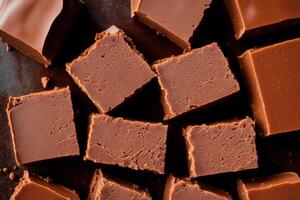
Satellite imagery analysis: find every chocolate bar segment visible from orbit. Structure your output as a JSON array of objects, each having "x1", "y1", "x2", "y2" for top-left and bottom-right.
[
  {"x1": 225, "y1": 0, "x2": 300, "y2": 39},
  {"x1": 6, "y1": 87, "x2": 79, "y2": 165},
  {"x1": 240, "y1": 38, "x2": 300, "y2": 136},
  {"x1": 238, "y1": 172, "x2": 300, "y2": 200},
  {"x1": 67, "y1": 26, "x2": 155, "y2": 113},
  {"x1": 85, "y1": 114, "x2": 167, "y2": 174},
  {"x1": 154, "y1": 43, "x2": 239, "y2": 120},
  {"x1": 131, "y1": 0, "x2": 212, "y2": 49},
  {"x1": 184, "y1": 117, "x2": 258, "y2": 177}
]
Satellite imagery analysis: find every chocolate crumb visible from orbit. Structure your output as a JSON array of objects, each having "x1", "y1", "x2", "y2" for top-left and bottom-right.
[
  {"x1": 2, "y1": 168, "x2": 8, "y2": 173},
  {"x1": 9, "y1": 172, "x2": 15, "y2": 180},
  {"x1": 41, "y1": 76, "x2": 50, "y2": 88}
]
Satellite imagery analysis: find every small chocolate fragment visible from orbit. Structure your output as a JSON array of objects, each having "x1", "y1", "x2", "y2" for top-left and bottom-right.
[
  {"x1": 85, "y1": 114, "x2": 167, "y2": 174},
  {"x1": 6, "y1": 87, "x2": 79, "y2": 165},
  {"x1": 238, "y1": 172, "x2": 300, "y2": 200},
  {"x1": 11, "y1": 170, "x2": 79, "y2": 200},
  {"x1": 67, "y1": 25, "x2": 155, "y2": 113},
  {"x1": 9, "y1": 172, "x2": 15, "y2": 181},
  {"x1": 0, "y1": 0, "x2": 83, "y2": 66},
  {"x1": 225, "y1": 0, "x2": 300, "y2": 39},
  {"x1": 41, "y1": 76, "x2": 50, "y2": 88},
  {"x1": 184, "y1": 117, "x2": 258, "y2": 177},
  {"x1": 131, "y1": 0, "x2": 212, "y2": 49},
  {"x1": 240, "y1": 38, "x2": 300, "y2": 136},
  {"x1": 2, "y1": 167, "x2": 8, "y2": 173},
  {"x1": 88, "y1": 169, "x2": 151, "y2": 200},
  {"x1": 154, "y1": 43, "x2": 239, "y2": 120}
]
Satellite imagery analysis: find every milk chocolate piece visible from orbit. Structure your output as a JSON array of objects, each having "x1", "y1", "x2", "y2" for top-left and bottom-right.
[
  {"x1": 131, "y1": 0, "x2": 212, "y2": 49},
  {"x1": 11, "y1": 170, "x2": 79, "y2": 200},
  {"x1": 88, "y1": 169, "x2": 151, "y2": 200},
  {"x1": 163, "y1": 176, "x2": 232, "y2": 200},
  {"x1": 225, "y1": 0, "x2": 300, "y2": 39},
  {"x1": 6, "y1": 87, "x2": 79, "y2": 165},
  {"x1": 0, "y1": 0, "x2": 82, "y2": 66},
  {"x1": 67, "y1": 26, "x2": 155, "y2": 113},
  {"x1": 184, "y1": 117, "x2": 258, "y2": 177},
  {"x1": 154, "y1": 43, "x2": 239, "y2": 120},
  {"x1": 41, "y1": 76, "x2": 50, "y2": 88},
  {"x1": 85, "y1": 114, "x2": 167, "y2": 174},
  {"x1": 238, "y1": 172, "x2": 300, "y2": 200},
  {"x1": 240, "y1": 38, "x2": 300, "y2": 136}
]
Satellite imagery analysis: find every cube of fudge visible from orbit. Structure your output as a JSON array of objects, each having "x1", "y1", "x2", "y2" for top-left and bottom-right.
[
  {"x1": 6, "y1": 87, "x2": 79, "y2": 165},
  {"x1": 85, "y1": 114, "x2": 167, "y2": 174},
  {"x1": 184, "y1": 117, "x2": 258, "y2": 177},
  {"x1": 66, "y1": 25, "x2": 155, "y2": 113}
]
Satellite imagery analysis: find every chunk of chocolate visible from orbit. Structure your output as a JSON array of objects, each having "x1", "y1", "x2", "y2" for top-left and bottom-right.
[
  {"x1": 88, "y1": 169, "x2": 151, "y2": 200},
  {"x1": 163, "y1": 176, "x2": 232, "y2": 200},
  {"x1": 85, "y1": 114, "x2": 167, "y2": 174},
  {"x1": 153, "y1": 43, "x2": 239, "y2": 120},
  {"x1": 6, "y1": 87, "x2": 79, "y2": 165},
  {"x1": 131, "y1": 0, "x2": 212, "y2": 49},
  {"x1": 41, "y1": 76, "x2": 51, "y2": 88},
  {"x1": 67, "y1": 26, "x2": 155, "y2": 113},
  {"x1": 240, "y1": 38, "x2": 300, "y2": 136},
  {"x1": 184, "y1": 117, "x2": 258, "y2": 177},
  {"x1": 0, "y1": 0, "x2": 82, "y2": 66},
  {"x1": 225, "y1": 0, "x2": 300, "y2": 39},
  {"x1": 11, "y1": 170, "x2": 79, "y2": 200},
  {"x1": 238, "y1": 172, "x2": 300, "y2": 200}
]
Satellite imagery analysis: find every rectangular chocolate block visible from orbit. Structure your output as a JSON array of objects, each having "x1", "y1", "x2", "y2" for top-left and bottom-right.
[
  {"x1": 164, "y1": 176, "x2": 232, "y2": 200},
  {"x1": 153, "y1": 43, "x2": 239, "y2": 120},
  {"x1": 131, "y1": 0, "x2": 212, "y2": 49},
  {"x1": 85, "y1": 114, "x2": 167, "y2": 174},
  {"x1": 88, "y1": 169, "x2": 151, "y2": 200},
  {"x1": 184, "y1": 117, "x2": 258, "y2": 177},
  {"x1": 238, "y1": 172, "x2": 300, "y2": 200},
  {"x1": 6, "y1": 87, "x2": 79, "y2": 165},
  {"x1": 0, "y1": 0, "x2": 83, "y2": 66},
  {"x1": 240, "y1": 38, "x2": 300, "y2": 136},
  {"x1": 67, "y1": 25, "x2": 155, "y2": 113},
  {"x1": 225, "y1": 0, "x2": 300, "y2": 39},
  {"x1": 11, "y1": 170, "x2": 79, "y2": 200}
]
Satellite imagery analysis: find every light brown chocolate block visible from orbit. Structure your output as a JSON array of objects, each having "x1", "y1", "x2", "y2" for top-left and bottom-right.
[
  {"x1": 184, "y1": 117, "x2": 258, "y2": 177},
  {"x1": 85, "y1": 114, "x2": 167, "y2": 174},
  {"x1": 88, "y1": 169, "x2": 151, "y2": 200},
  {"x1": 66, "y1": 25, "x2": 155, "y2": 113}
]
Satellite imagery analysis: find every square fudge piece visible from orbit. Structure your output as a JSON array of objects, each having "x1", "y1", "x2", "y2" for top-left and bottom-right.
[
  {"x1": 184, "y1": 117, "x2": 258, "y2": 177},
  {"x1": 131, "y1": 0, "x2": 212, "y2": 49},
  {"x1": 11, "y1": 170, "x2": 79, "y2": 200},
  {"x1": 225, "y1": 0, "x2": 300, "y2": 39},
  {"x1": 164, "y1": 176, "x2": 232, "y2": 200},
  {"x1": 67, "y1": 25, "x2": 155, "y2": 113},
  {"x1": 154, "y1": 43, "x2": 239, "y2": 120},
  {"x1": 85, "y1": 114, "x2": 168, "y2": 174},
  {"x1": 238, "y1": 172, "x2": 300, "y2": 200},
  {"x1": 88, "y1": 169, "x2": 151, "y2": 200},
  {"x1": 240, "y1": 38, "x2": 300, "y2": 136},
  {"x1": 6, "y1": 87, "x2": 79, "y2": 165}
]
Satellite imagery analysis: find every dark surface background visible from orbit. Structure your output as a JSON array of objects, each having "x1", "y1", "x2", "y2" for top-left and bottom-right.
[{"x1": 1, "y1": 0, "x2": 300, "y2": 200}]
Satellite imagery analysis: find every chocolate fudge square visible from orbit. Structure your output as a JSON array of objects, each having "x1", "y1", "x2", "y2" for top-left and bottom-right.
[
  {"x1": 85, "y1": 114, "x2": 167, "y2": 174},
  {"x1": 6, "y1": 87, "x2": 79, "y2": 165},
  {"x1": 88, "y1": 169, "x2": 151, "y2": 200},
  {"x1": 153, "y1": 43, "x2": 239, "y2": 120},
  {"x1": 184, "y1": 117, "x2": 258, "y2": 177},
  {"x1": 67, "y1": 25, "x2": 155, "y2": 113}
]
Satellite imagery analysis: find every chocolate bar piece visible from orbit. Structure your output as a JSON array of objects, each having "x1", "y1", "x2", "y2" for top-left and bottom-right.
[
  {"x1": 238, "y1": 172, "x2": 300, "y2": 200},
  {"x1": 0, "y1": 0, "x2": 82, "y2": 66},
  {"x1": 184, "y1": 118, "x2": 258, "y2": 177},
  {"x1": 131, "y1": 0, "x2": 212, "y2": 49},
  {"x1": 240, "y1": 38, "x2": 300, "y2": 136},
  {"x1": 163, "y1": 176, "x2": 232, "y2": 200},
  {"x1": 88, "y1": 169, "x2": 151, "y2": 200},
  {"x1": 11, "y1": 170, "x2": 79, "y2": 200},
  {"x1": 6, "y1": 87, "x2": 79, "y2": 165},
  {"x1": 154, "y1": 43, "x2": 239, "y2": 120},
  {"x1": 85, "y1": 114, "x2": 167, "y2": 174},
  {"x1": 67, "y1": 26, "x2": 155, "y2": 113},
  {"x1": 225, "y1": 0, "x2": 300, "y2": 39}
]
